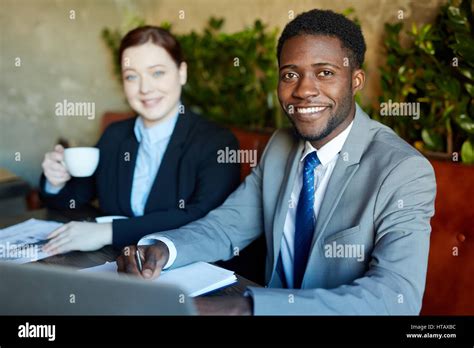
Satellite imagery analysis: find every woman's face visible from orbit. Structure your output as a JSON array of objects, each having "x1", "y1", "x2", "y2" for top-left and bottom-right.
[{"x1": 121, "y1": 41, "x2": 187, "y2": 127}]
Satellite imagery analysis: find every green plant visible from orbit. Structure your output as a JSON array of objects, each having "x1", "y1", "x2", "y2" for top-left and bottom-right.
[
  {"x1": 102, "y1": 14, "x2": 146, "y2": 81},
  {"x1": 376, "y1": 0, "x2": 474, "y2": 163},
  {"x1": 178, "y1": 18, "x2": 284, "y2": 130},
  {"x1": 102, "y1": 17, "x2": 284, "y2": 130}
]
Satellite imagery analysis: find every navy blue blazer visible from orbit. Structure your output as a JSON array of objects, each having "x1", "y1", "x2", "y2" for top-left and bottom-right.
[{"x1": 39, "y1": 111, "x2": 241, "y2": 248}]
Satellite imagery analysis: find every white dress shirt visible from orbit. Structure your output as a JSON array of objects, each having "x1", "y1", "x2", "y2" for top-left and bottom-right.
[
  {"x1": 281, "y1": 121, "x2": 353, "y2": 288},
  {"x1": 130, "y1": 114, "x2": 178, "y2": 216},
  {"x1": 140, "y1": 121, "x2": 353, "y2": 271}
]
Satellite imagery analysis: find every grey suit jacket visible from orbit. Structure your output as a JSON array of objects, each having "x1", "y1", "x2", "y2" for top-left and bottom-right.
[{"x1": 145, "y1": 104, "x2": 437, "y2": 315}]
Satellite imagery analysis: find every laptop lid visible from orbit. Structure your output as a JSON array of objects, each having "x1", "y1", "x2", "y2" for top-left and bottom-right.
[{"x1": 0, "y1": 262, "x2": 196, "y2": 315}]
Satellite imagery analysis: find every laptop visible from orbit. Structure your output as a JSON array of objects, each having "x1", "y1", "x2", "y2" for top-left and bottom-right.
[{"x1": 0, "y1": 261, "x2": 196, "y2": 315}]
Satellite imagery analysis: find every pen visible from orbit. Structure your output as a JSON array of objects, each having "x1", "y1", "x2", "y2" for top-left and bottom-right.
[{"x1": 135, "y1": 248, "x2": 143, "y2": 273}]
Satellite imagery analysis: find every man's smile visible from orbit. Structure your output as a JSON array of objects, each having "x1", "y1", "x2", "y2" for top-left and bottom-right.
[
  {"x1": 289, "y1": 104, "x2": 332, "y2": 122},
  {"x1": 296, "y1": 106, "x2": 328, "y2": 114}
]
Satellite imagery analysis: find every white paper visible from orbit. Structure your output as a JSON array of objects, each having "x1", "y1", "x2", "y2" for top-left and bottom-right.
[
  {"x1": 81, "y1": 261, "x2": 237, "y2": 297},
  {"x1": 0, "y1": 218, "x2": 63, "y2": 263}
]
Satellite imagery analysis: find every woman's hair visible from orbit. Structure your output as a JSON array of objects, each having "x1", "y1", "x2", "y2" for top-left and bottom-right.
[{"x1": 118, "y1": 26, "x2": 184, "y2": 67}]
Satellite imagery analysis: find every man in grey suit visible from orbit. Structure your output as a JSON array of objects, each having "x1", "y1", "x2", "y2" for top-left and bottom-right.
[{"x1": 117, "y1": 9, "x2": 436, "y2": 315}]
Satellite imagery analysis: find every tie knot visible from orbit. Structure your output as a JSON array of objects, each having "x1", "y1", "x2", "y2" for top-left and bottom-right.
[{"x1": 304, "y1": 151, "x2": 320, "y2": 171}]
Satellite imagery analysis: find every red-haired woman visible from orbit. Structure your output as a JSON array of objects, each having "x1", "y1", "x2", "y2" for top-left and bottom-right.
[{"x1": 40, "y1": 26, "x2": 240, "y2": 255}]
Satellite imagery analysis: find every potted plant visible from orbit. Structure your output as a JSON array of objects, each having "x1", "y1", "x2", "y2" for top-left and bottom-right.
[
  {"x1": 375, "y1": 0, "x2": 474, "y2": 163},
  {"x1": 374, "y1": 0, "x2": 474, "y2": 315}
]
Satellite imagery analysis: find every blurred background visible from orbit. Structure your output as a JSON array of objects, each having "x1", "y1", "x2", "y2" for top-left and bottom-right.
[
  {"x1": 0, "y1": 0, "x2": 472, "y2": 314},
  {"x1": 4, "y1": 0, "x2": 470, "y2": 184}
]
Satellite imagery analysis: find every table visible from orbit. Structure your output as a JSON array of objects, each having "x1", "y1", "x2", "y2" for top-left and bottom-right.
[
  {"x1": 0, "y1": 169, "x2": 30, "y2": 215},
  {"x1": 0, "y1": 207, "x2": 259, "y2": 296}
]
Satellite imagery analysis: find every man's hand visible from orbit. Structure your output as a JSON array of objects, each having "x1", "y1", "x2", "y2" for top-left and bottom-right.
[
  {"x1": 116, "y1": 243, "x2": 169, "y2": 279},
  {"x1": 194, "y1": 296, "x2": 253, "y2": 315},
  {"x1": 43, "y1": 221, "x2": 112, "y2": 255}
]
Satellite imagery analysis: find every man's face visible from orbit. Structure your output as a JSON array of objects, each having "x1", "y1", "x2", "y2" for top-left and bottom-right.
[{"x1": 278, "y1": 34, "x2": 364, "y2": 147}]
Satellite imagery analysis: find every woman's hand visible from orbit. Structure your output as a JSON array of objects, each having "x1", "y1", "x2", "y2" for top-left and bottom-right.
[
  {"x1": 43, "y1": 222, "x2": 113, "y2": 255},
  {"x1": 41, "y1": 144, "x2": 71, "y2": 188}
]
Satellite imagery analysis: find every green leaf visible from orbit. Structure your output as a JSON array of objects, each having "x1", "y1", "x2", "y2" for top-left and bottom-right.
[
  {"x1": 461, "y1": 139, "x2": 474, "y2": 164},
  {"x1": 426, "y1": 41, "x2": 435, "y2": 55},
  {"x1": 465, "y1": 83, "x2": 474, "y2": 97},
  {"x1": 387, "y1": 54, "x2": 397, "y2": 66},
  {"x1": 447, "y1": 6, "x2": 466, "y2": 25},
  {"x1": 442, "y1": 104, "x2": 456, "y2": 119},
  {"x1": 454, "y1": 114, "x2": 474, "y2": 134},
  {"x1": 160, "y1": 21, "x2": 172, "y2": 31},
  {"x1": 458, "y1": 67, "x2": 474, "y2": 81},
  {"x1": 451, "y1": 38, "x2": 474, "y2": 60},
  {"x1": 342, "y1": 7, "x2": 355, "y2": 16},
  {"x1": 421, "y1": 128, "x2": 444, "y2": 151},
  {"x1": 421, "y1": 24, "x2": 432, "y2": 37}
]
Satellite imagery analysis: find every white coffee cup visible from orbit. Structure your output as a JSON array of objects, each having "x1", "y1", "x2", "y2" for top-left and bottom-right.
[{"x1": 64, "y1": 147, "x2": 100, "y2": 177}]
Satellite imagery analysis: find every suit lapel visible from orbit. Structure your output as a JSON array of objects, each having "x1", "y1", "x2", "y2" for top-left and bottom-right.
[
  {"x1": 143, "y1": 111, "x2": 193, "y2": 212},
  {"x1": 117, "y1": 132, "x2": 139, "y2": 216},
  {"x1": 311, "y1": 161, "x2": 359, "y2": 248},
  {"x1": 301, "y1": 104, "x2": 375, "y2": 288},
  {"x1": 270, "y1": 138, "x2": 304, "y2": 276}
]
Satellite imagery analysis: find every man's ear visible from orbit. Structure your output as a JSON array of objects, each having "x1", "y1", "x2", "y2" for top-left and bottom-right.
[
  {"x1": 352, "y1": 68, "x2": 365, "y2": 96},
  {"x1": 179, "y1": 62, "x2": 187, "y2": 85}
]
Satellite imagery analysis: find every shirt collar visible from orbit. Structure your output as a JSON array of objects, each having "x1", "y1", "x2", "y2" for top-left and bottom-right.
[
  {"x1": 134, "y1": 111, "x2": 179, "y2": 145},
  {"x1": 300, "y1": 121, "x2": 354, "y2": 166}
]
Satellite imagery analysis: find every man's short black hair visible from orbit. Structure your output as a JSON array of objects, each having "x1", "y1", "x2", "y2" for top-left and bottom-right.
[{"x1": 277, "y1": 9, "x2": 366, "y2": 69}]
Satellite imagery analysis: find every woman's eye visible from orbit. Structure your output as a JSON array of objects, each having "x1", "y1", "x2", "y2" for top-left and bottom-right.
[
  {"x1": 318, "y1": 70, "x2": 334, "y2": 77},
  {"x1": 124, "y1": 75, "x2": 137, "y2": 81},
  {"x1": 153, "y1": 71, "x2": 165, "y2": 77}
]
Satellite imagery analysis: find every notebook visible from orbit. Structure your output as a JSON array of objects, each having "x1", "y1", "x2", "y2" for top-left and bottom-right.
[{"x1": 81, "y1": 261, "x2": 237, "y2": 297}]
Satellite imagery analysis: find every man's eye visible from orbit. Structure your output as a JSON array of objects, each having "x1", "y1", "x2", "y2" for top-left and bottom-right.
[
  {"x1": 153, "y1": 71, "x2": 165, "y2": 77},
  {"x1": 124, "y1": 75, "x2": 137, "y2": 81},
  {"x1": 318, "y1": 70, "x2": 334, "y2": 77},
  {"x1": 282, "y1": 72, "x2": 298, "y2": 80}
]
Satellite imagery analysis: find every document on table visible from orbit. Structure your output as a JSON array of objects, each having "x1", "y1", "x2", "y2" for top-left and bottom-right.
[
  {"x1": 0, "y1": 218, "x2": 63, "y2": 263},
  {"x1": 81, "y1": 261, "x2": 238, "y2": 297}
]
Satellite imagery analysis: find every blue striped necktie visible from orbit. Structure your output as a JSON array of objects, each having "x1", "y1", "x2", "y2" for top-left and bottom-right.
[{"x1": 294, "y1": 151, "x2": 320, "y2": 288}]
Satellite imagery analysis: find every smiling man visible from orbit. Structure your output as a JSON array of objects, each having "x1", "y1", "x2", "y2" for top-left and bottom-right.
[
  {"x1": 117, "y1": 9, "x2": 437, "y2": 315},
  {"x1": 279, "y1": 33, "x2": 363, "y2": 149}
]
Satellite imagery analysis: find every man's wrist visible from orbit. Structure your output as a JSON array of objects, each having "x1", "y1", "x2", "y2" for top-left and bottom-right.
[
  {"x1": 138, "y1": 236, "x2": 177, "y2": 269},
  {"x1": 155, "y1": 240, "x2": 170, "y2": 267}
]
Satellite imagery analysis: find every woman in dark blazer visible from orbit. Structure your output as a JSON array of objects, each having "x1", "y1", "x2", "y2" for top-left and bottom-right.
[{"x1": 40, "y1": 26, "x2": 240, "y2": 253}]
